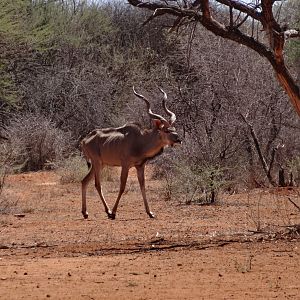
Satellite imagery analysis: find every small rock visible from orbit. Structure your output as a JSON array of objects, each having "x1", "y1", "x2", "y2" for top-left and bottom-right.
[{"x1": 14, "y1": 214, "x2": 26, "y2": 218}]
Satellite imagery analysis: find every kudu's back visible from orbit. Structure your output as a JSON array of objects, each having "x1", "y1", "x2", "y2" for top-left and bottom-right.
[{"x1": 80, "y1": 123, "x2": 144, "y2": 167}]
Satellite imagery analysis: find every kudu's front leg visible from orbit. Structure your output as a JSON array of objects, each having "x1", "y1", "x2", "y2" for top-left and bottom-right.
[
  {"x1": 110, "y1": 167, "x2": 129, "y2": 219},
  {"x1": 136, "y1": 165, "x2": 155, "y2": 218}
]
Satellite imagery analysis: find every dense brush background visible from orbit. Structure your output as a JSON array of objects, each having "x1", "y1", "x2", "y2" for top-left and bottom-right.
[{"x1": 0, "y1": 0, "x2": 299, "y2": 202}]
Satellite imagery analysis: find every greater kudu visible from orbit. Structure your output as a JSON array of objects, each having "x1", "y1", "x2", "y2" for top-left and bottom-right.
[{"x1": 80, "y1": 87, "x2": 181, "y2": 219}]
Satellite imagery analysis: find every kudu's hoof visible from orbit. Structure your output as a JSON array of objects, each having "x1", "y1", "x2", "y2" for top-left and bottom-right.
[
  {"x1": 107, "y1": 212, "x2": 116, "y2": 220},
  {"x1": 82, "y1": 212, "x2": 89, "y2": 219},
  {"x1": 148, "y1": 212, "x2": 155, "y2": 218}
]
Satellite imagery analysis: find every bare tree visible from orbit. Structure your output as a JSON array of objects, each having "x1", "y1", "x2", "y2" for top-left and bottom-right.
[{"x1": 128, "y1": 0, "x2": 300, "y2": 116}]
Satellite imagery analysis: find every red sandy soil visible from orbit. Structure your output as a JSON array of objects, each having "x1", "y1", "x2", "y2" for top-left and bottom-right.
[{"x1": 0, "y1": 169, "x2": 300, "y2": 299}]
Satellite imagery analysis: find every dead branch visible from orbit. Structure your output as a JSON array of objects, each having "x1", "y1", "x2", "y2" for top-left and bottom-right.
[
  {"x1": 239, "y1": 113, "x2": 277, "y2": 186},
  {"x1": 287, "y1": 197, "x2": 300, "y2": 212}
]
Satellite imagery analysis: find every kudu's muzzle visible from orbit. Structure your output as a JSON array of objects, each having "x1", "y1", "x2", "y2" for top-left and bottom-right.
[{"x1": 170, "y1": 135, "x2": 182, "y2": 147}]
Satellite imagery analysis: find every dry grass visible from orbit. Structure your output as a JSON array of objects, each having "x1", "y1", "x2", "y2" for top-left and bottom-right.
[{"x1": 56, "y1": 155, "x2": 119, "y2": 184}]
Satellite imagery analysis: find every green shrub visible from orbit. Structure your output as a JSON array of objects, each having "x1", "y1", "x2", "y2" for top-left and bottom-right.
[{"x1": 162, "y1": 158, "x2": 226, "y2": 204}]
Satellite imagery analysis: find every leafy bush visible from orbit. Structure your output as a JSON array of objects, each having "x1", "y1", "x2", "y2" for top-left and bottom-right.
[
  {"x1": 4, "y1": 113, "x2": 74, "y2": 172},
  {"x1": 286, "y1": 156, "x2": 300, "y2": 186},
  {"x1": 0, "y1": 196, "x2": 18, "y2": 215},
  {"x1": 0, "y1": 142, "x2": 18, "y2": 214},
  {"x1": 0, "y1": 163, "x2": 7, "y2": 198},
  {"x1": 161, "y1": 155, "x2": 226, "y2": 204}
]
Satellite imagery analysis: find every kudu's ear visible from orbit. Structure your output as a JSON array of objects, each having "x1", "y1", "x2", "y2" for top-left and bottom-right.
[
  {"x1": 152, "y1": 119, "x2": 169, "y2": 129},
  {"x1": 152, "y1": 119, "x2": 163, "y2": 129}
]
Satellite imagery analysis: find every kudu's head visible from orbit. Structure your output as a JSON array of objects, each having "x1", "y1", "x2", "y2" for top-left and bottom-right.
[{"x1": 133, "y1": 87, "x2": 181, "y2": 147}]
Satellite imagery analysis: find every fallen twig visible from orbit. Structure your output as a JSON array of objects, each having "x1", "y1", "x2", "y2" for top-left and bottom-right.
[{"x1": 287, "y1": 197, "x2": 300, "y2": 212}]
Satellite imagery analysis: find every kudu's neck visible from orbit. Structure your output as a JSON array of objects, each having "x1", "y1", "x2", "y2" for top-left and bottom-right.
[{"x1": 141, "y1": 128, "x2": 165, "y2": 158}]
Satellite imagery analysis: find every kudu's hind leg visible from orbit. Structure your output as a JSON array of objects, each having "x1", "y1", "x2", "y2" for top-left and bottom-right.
[
  {"x1": 136, "y1": 165, "x2": 155, "y2": 218},
  {"x1": 94, "y1": 164, "x2": 113, "y2": 218},
  {"x1": 81, "y1": 166, "x2": 94, "y2": 219}
]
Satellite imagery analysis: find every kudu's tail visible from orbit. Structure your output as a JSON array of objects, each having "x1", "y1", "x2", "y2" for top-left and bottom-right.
[{"x1": 79, "y1": 140, "x2": 92, "y2": 170}]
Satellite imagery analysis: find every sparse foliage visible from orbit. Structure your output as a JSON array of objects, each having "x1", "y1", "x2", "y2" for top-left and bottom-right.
[
  {"x1": 0, "y1": 140, "x2": 18, "y2": 214},
  {"x1": 159, "y1": 152, "x2": 226, "y2": 204},
  {"x1": 56, "y1": 155, "x2": 88, "y2": 184},
  {"x1": 4, "y1": 113, "x2": 74, "y2": 172}
]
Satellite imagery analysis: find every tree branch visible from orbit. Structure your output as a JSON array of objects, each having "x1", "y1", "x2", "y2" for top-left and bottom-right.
[
  {"x1": 216, "y1": 0, "x2": 262, "y2": 21},
  {"x1": 239, "y1": 113, "x2": 277, "y2": 186},
  {"x1": 128, "y1": 0, "x2": 300, "y2": 117}
]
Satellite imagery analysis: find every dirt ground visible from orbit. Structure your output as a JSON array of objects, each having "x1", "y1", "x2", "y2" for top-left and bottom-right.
[{"x1": 1, "y1": 168, "x2": 300, "y2": 299}]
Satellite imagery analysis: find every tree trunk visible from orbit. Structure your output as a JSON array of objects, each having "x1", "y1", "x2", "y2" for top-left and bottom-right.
[
  {"x1": 273, "y1": 64, "x2": 300, "y2": 116},
  {"x1": 278, "y1": 168, "x2": 286, "y2": 187}
]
